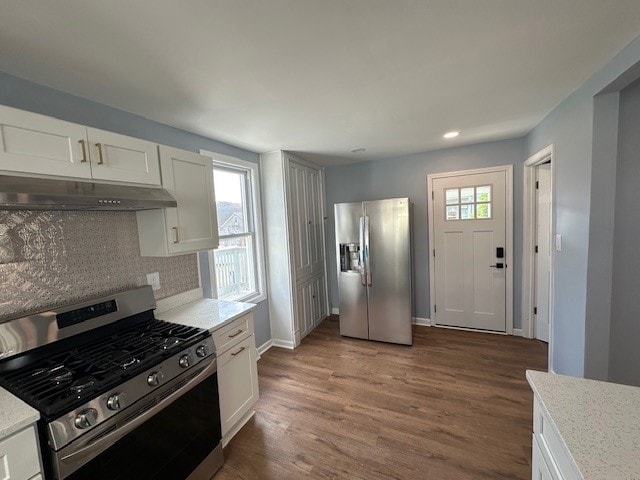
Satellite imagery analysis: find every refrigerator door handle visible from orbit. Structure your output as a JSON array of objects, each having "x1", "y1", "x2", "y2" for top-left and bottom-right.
[
  {"x1": 364, "y1": 215, "x2": 372, "y2": 285},
  {"x1": 359, "y1": 216, "x2": 366, "y2": 285}
]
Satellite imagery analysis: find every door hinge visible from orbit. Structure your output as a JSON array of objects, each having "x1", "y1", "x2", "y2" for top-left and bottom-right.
[
  {"x1": 535, "y1": 181, "x2": 539, "y2": 189},
  {"x1": 434, "y1": 305, "x2": 437, "y2": 313},
  {"x1": 431, "y1": 191, "x2": 434, "y2": 200},
  {"x1": 534, "y1": 307, "x2": 537, "y2": 315},
  {"x1": 433, "y1": 249, "x2": 435, "y2": 257},
  {"x1": 535, "y1": 245, "x2": 538, "y2": 253}
]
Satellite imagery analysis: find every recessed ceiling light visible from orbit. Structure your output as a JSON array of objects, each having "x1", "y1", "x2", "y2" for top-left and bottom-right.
[
  {"x1": 443, "y1": 131, "x2": 460, "y2": 139},
  {"x1": 350, "y1": 148, "x2": 366, "y2": 153}
]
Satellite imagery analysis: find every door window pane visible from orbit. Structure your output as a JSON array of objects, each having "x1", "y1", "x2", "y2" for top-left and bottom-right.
[
  {"x1": 460, "y1": 187, "x2": 475, "y2": 204},
  {"x1": 445, "y1": 188, "x2": 459, "y2": 205},
  {"x1": 446, "y1": 205, "x2": 459, "y2": 220},
  {"x1": 460, "y1": 204, "x2": 475, "y2": 220},
  {"x1": 476, "y1": 203, "x2": 491, "y2": 219},
  {"x1": 476, "y1": 185, "x2": 491, "y2": 202}
]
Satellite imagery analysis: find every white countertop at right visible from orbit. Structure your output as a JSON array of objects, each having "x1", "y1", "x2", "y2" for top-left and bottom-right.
[{"x1": 527, "y1": 369, "x2": 640, "y2": 479}]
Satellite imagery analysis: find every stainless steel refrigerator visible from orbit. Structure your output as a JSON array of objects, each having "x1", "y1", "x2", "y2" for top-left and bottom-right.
[{"x1": 334, "y1": 197, "x2": 412, "y2": 345}]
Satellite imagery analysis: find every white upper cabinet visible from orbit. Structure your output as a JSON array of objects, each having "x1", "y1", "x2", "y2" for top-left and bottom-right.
[
  {"x1": 137, "y1": 146, "x2": 218, "y2": 256},
  {"x1": 86, "y1": 128, "x2": 160, "y2": 185},
  {"x1": 0, "y1": 105, "x2": 161, "y2": 185},
  {"x1": 0, "y1": 104, "x2": 91, "y2": 178}
]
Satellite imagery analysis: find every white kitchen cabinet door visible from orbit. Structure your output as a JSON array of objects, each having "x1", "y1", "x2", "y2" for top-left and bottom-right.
[
  {"x1": 307, "y1": 167, "x2": 325, "y2": 275},
  {"x1": 288, "y1": 160, "x2": 313, "y2": 279},
  {"x1": 0, "y1": 105, "x2": 91, "y2": 179},
  {"x1": 0, "y1": 425, "x2": 42, "y2": 480},
  {"x1": 86, "y1": 128, "x2": 161, "y2": 185},
  {"x1": 218, "y1": 335, "x2": 259, "y2": 437},
  {"x1": 137, "y1": 146, "x2": 218, "y2": 256},
  {"x1": 531, "y1": 435, "x2": 555, "y2": 480}
]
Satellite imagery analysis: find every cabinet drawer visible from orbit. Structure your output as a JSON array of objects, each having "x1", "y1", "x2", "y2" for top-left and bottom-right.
[
  {"x1": 213, "y1": 313, "x2": 253, "y2": 354},
  {"x1": 533, "y1": 397, "x2": 576, "y2": 480},
  {"x1": 0, "y1": 425, "x2": 41, "y2": 480}
]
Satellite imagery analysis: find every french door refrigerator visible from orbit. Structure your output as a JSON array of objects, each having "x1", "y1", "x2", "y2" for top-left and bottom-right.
[{"x1": 334, "y1": 197, "x2": 412, "y2": 345}]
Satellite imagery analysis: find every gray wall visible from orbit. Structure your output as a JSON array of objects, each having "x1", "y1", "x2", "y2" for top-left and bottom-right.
[
  {"x1": 324, "y1": 138, "x2": 525, "y2": 325},
  {"x1": 609, "y1": 77, "x2": 640, "y2": 386},
  {"x1": 526, "y1": 34, "x2": 640, "y2": 377},
  {"x1": 583, "y1": 92, "x2": 619, "y2": 381},
  {"x1": 0, "y1": 71, "x2": 272, "y2": 347}
]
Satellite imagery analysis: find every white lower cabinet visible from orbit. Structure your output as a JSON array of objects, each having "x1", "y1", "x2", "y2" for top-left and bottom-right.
[
  {"x1": 532, "y1": 434, "x2": 554, "y2": 480},
  {"x1": 0, "y1": 425, "x2": 43, "y2": 480},
  {"x1": 531, "y1": 397, "x2": 577, "y2": 480},
  {"x1": 296, "y1": 273, "x2": 327, "y2": 341},
  {"x1": 213, "y1": 312, "x2": 259, "y2": 446}
]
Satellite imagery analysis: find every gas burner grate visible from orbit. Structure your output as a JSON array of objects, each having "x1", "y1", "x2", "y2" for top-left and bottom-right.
[{"x1": 0, "y1": 320, "x2": 205, "y2": 417}]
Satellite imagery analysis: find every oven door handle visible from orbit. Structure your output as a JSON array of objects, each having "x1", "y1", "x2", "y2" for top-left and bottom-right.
[{"x1": 60, "y1": 357, "x2": 217, "y2": 466}]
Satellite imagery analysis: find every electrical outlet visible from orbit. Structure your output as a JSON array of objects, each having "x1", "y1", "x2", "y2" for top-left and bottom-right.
[{"x1": 146, "y1": 272, "x2": 161, "y2": 291}]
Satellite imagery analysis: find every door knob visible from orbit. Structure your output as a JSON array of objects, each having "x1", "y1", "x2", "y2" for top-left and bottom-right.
[{"x1": 489, "y1": 263, "x2": 504, "y2": 269}]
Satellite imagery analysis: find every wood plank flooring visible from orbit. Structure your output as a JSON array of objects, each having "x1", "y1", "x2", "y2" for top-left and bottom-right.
[{"x1": 215, "y1": 316, "x2": 548, "y2": 480}]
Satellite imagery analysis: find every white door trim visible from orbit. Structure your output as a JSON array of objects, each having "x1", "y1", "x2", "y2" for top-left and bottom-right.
[
  {"x1": 427, "y1": 165, "x2": 514, "y2": 334},
  {"x1": 522, "y1": 145, "x2": 555, "y2": 370}
]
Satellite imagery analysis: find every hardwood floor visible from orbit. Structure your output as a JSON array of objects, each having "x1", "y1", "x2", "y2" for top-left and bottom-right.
[{"x1": 215, "y1": 316, "x2": 548, "y2": 480}]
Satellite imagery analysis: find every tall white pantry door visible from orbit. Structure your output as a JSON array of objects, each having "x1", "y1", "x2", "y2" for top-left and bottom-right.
[{"x1": 432, "y1": 170, "x2": 507, "y2": 332}]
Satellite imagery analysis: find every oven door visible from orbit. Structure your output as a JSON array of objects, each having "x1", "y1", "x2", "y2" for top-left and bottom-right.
[{"x1": 49, "y1": 358, "x2": 222, "y2": 480}]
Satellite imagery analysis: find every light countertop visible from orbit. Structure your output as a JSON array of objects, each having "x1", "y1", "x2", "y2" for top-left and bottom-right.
[
  {"x1": 527, "y1": 370, "x2": 640, "y2": 479},
  {"x1": 157, "y1": 298, "x2": 256, "y2": 333},
  {"x1": 0, "y1": 387, "x2": 39, "y2": 439}
]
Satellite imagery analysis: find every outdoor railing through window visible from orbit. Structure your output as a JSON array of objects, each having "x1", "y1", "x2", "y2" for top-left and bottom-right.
[{"x1": 214, "y1": 246, "x2": 250, "y2": 299}]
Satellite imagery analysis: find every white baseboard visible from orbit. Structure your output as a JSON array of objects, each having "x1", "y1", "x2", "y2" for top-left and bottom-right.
[
  {"x1": 513, "y1": 328, "x2": 525, "y2": 337},
  {"x1": 257, "y1": 339, "x2": 273, "y2": 358},
  {"x1": 412, "y1": 317, "x2": 431, "y2": 326},
  {"x1": 331, "y1": 307, "x2": 339, "y2": 315},
  {"x1": 271, "y1": 339, "x2": 295, "y2": 350}
]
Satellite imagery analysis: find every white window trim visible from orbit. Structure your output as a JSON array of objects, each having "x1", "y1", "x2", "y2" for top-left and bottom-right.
[{"x1": 200, "y1": 149, "x2": 268, "y2": 303}]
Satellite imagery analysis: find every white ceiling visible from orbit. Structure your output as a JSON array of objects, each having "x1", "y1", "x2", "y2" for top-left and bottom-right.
[{"x1": 1, "y1": 1, "x2": 640, "y2": 165}]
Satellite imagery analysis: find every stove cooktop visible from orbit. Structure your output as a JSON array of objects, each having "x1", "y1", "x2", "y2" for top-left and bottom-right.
[{"x1": 0, "y1": 319, "x2": 207, "y2": 417}]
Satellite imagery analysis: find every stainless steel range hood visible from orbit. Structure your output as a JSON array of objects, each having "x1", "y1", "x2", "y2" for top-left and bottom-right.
[{"x1": 0, "y1": 175, "x2": 177, "y2": 211}]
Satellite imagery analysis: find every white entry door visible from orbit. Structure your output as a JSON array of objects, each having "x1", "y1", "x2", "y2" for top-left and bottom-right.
[
  {"x1": 534, "y1": 163, "x2": 552, "y2": 342},
  {"x1": 432, "y1": 169, "x2": 509, "y2": 331}
]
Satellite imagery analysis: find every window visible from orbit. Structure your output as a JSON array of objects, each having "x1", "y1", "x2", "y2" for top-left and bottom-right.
[
  {"x1": 200, "y1": 150, "x2": 266, "y2": 302},
  {"x1": 445, "y1": 185, "x2": 492, "y2": 220}
]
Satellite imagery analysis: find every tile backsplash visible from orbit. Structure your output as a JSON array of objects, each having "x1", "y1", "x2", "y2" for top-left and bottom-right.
[{"x1": 0, "y1": 210, "x2": 199, "y2": 320}]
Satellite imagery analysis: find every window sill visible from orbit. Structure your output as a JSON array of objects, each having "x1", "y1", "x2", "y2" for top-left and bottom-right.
[{"x1": 220, "y1": 292, "x2": 267, "y2": 305}]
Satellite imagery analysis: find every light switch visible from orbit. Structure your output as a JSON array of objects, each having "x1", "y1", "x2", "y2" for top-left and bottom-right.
[
  {"x1": 555, "y1": 234, "x2": 562, "y2": 252},
  {"x1": 146, "y1": 272, "x2": 161, "y2": 291}
]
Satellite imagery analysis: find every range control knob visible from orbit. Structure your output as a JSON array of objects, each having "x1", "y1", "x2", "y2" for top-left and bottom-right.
[
  {"x1": 75, "y1": 408, "x2": 98, "y2": 429},
  {"x1": 107, "y1": 393, "x2": 124, "y2": 411},
  {"x1": 147, "y1": 371, "x2": 163, "y2": 387},
  {"x1": 179, "y1": 354, "x2": 192, "y2": 368},
  {"x1": 196, "y1": 345, "x2": 208, "y2": 358}
]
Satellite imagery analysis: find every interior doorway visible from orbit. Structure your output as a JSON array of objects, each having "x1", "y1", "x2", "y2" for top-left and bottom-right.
[{"x1": 522, "y1": 146, "x2": 554, "y2": 347}]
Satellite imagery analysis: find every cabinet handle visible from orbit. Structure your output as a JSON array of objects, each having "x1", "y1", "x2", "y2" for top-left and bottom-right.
[
  {"x1": 95, "y1": 143, "x2": 105, "y2": 164},
  {"x1": 228, "y1": 329, "x2": 244, "y2": 338},
  {"x1": 231, "y1": 346, "x2": 246, "y2": 356},
  {"x1": 79, "y1": 140, "x2": 88, "y2": 163},
  {"x1": 172, "y1": 227, "x2": 179, "y2": 243}
]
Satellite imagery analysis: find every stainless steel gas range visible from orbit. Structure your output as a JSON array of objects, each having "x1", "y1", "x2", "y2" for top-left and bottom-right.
[{"x1": 0, "y1": 286, "x2": 223, "y2": 480}]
